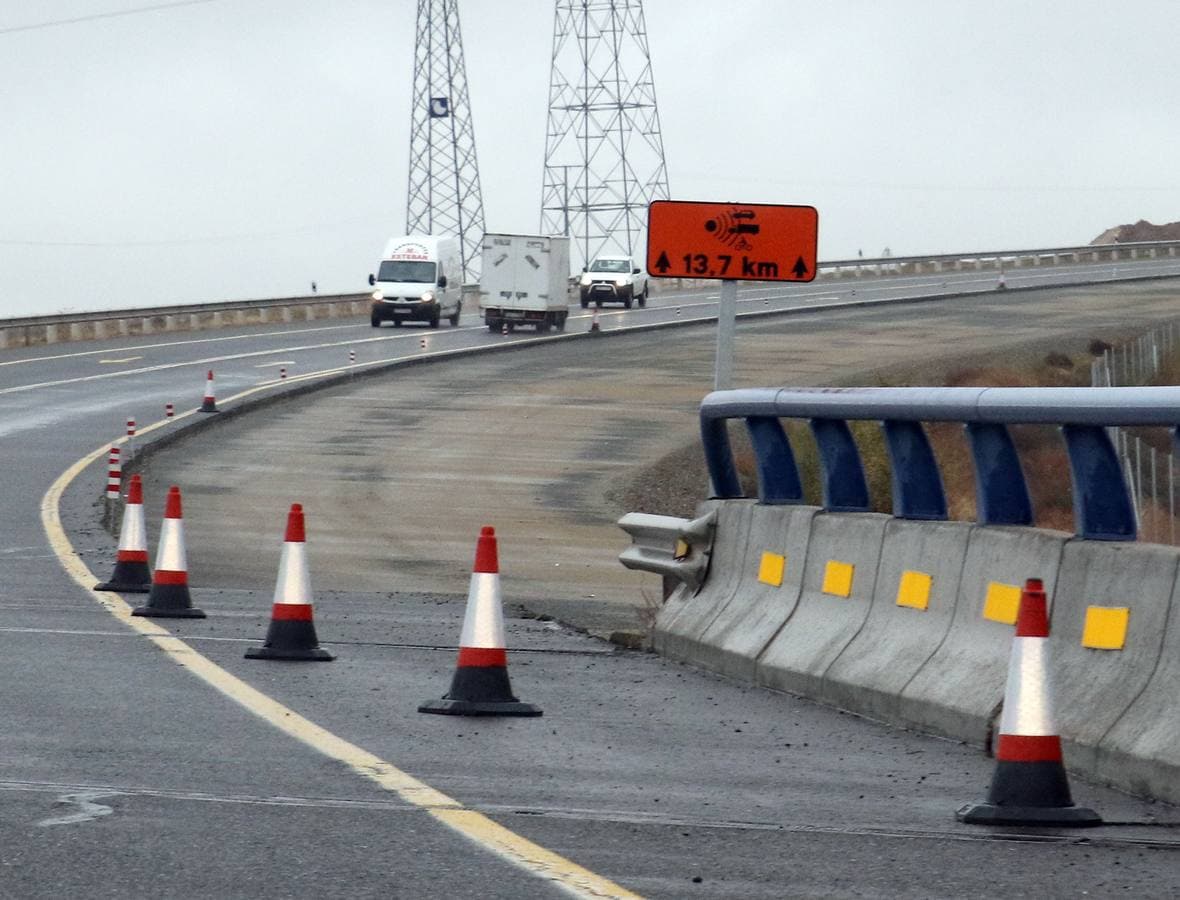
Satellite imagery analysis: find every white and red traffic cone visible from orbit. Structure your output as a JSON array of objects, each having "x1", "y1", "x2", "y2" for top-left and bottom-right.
[
  {"x1": 165, "y1": 402, "x2": 174, "y2": 419},
  {"x1": 589, "y1": 307, "x2": 601, "y2": 333},
  {"x1": 199, "y1": 369, "x2": 218, "y2": 413},
  {"x1": 957, "y1": 578, "x2": 1100, "y2": 826},
  {"x1": 132, "y1": 486, "x2": 206, "y2": 619},
  {"x1": 245, "y1": 504, "x2": 333, "y2": 661},
  {"x1": 105, "y1": 446, "x2": 122, "y2": 501},
  {"x1": 95, "y1": 474, "x2": 152, "y2": 593},
  {"x1": 419, "y1": 526, "x2": 541, "y2": 717},
  {"x1": 501, "y1": 321, "x2": 509, "y2": 336}
]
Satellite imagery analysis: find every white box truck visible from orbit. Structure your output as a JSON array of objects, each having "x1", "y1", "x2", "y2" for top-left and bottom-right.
[
  {"x1": 478, "y1": 233, "x2": 571, "y2": 333},
  {"x1": 368, "y1": 235, "x2": 463, "y2": 328}
]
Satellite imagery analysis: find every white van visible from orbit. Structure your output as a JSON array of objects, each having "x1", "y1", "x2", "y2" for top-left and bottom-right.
[{"x1": 368, "y1": 235, "x2": 463, "y2": 328}]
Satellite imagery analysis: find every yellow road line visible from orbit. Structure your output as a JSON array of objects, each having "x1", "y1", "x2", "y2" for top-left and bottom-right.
[{"x1": 40, "y1": 391, "x2": 640, "y2": 899}]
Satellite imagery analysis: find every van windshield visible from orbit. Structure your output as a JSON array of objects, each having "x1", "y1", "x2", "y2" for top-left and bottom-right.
[
  {"x1": 378, "y1": 260, "x2": 437, "y2": 283},
  {"x1": 588, "y1": 258, "x2": 630, "y2": 273}
]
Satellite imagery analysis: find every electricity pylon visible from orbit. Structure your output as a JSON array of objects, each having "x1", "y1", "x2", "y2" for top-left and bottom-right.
[
  {"x1": 405, "y1": 0, "x2": 485, "y2": 281},
  {"x1": 540, "y1": 0, "x2": 670, "y2": 271}
]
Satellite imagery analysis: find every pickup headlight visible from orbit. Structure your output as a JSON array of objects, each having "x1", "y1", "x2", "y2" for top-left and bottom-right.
[
  {"x1": 421, "y1": 291, "x2": 435, "y2": 303},
  {"x1": 371, "y1": 290, "x2": 384, "y2": 301},
  {"x1": 615, "y1": 276, "x2": 628, "y2": 286}
]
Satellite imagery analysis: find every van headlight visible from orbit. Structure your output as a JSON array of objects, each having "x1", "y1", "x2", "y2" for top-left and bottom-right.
[
  {"x1": 579, "y1": 273, "x2": 591, "y2": 286},
  {"x1": 371, "y1": 290, "x2": 384, "y2": 301},
  {"x1": 421, "y1": 291, "x2": 435, "y2": 303}
]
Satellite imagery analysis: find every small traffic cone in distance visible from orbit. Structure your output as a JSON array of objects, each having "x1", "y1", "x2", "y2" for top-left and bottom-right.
[
  {"x1": 589, "y1": 308, "x2": 601, "y2": 333},
  {"x1": 95, "y1": 474, "x2": 152, "y2": 593},
  {"x1": 956, "y1": 578, "x2": 1100, "y2": 826},
  {"x1": 419, "y1": 526, "x2": 541, "y2": 717},
  {"x1": 132, "y1": 486, "x2": 206, "y2": 618},
  {"x1": 200, "y1": 370, "x2": 218, "y2": 413},
  {"x1": 246, "y1": 504, "x2": 333, "y2": 661}
]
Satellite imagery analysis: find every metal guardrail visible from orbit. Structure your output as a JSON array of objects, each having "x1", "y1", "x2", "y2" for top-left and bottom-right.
[
  {"x1": 700, "y1": 386, "x2": 1180, "y2": 542},
  {"x1": 817, "y1": 239, "x2": 1180, "y2": 273},
  {"x1": 618, "y1": 509, "x2": 717, "y2": 594}
]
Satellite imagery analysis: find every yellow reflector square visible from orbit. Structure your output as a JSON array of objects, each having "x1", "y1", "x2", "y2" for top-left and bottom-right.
[
  {"x1": 982, "y1": 581, "x2": 1022, "y2": 625},
  {"x1": 674, "y1": 539, "x2": 689, "y2": 560},
  {"x1": 758, "y1": 552, "x2": 786, "y2": 587},
  {"x1": 896, "y1": 570, "x2": 932, "y2": 610},
  {"x1": 1082, "y1": 606, "x2": 1130, "y2": 651},
  {"x1": 821, "y1": 560, "x2": 854, "y2": 598}
]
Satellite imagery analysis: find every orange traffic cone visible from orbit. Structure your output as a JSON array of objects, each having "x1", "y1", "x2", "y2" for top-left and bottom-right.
[
  {"x1": 96, "y1": 474, "x2": 152, "y2": 593},
  {"x1": 419, "y1": 526, "x2": 541, "y2": 717},
  {"x1": 957, "y1": 578, "x2": 1100, "y2": 826},
  {"x1": 132, "y1": 486, "x2": 206, "y2": 619},
  {"x1": 199, "y1": 369, "x2": 218, "y2": 413},
  {"x1": 245, "y1": 504, "x2": 333, "y2": 661},
  {"x1": 589, "y1": 307, "x2": 601, "y2": 333}
]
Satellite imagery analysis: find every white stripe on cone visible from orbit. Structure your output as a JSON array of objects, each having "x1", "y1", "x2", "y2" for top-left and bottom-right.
[
  {"x1": 156, "y1": 518, "x2": 187, "y2": 572},
  {"x1": 998, "y1": 636, "x2": 1057, "y2": 737},
  {"x1": 118, "y1": 498, "x2": 147, "y2": 555},
  {"x1": 458, "y1": 572, "x2": 507, "y2": 649},
  {"x1": 274, "y1": 541, "x2": 312, "y2": 606}
]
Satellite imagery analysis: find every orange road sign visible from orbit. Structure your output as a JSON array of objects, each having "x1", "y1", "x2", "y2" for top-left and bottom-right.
[{"x1": 646, "y1": 200, "x2": 818, "y2": 282}]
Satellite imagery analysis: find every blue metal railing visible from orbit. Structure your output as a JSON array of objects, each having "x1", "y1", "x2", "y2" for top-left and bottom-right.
[{"x1": 701, "y1": 386, "x2": 1180, "y2": 541}]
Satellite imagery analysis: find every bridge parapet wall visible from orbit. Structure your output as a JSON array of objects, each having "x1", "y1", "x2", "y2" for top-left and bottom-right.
[{"x1": 643, "y1": 384, "x2": 1180, "y2": 803}]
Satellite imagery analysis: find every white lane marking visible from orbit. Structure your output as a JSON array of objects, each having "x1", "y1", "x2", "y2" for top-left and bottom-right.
[
  {"x1": 255, "y1": 360, "x2": 295, "y2": 368},
  {"x1": 98, "y1": 356, "x2": 142, "y2": 364},
  {"x1": 37, "y1": 791, "x2": 117, "y2": 827}
]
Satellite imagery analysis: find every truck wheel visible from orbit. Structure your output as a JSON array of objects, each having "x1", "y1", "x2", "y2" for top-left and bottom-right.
[
  {"x1": 538, "y1": 316, "x2": 551, "y2": 334},
  {"x1": 637, "y1": 292, "x2": 646, "y2": 308},
  {"x1": 429, "y1": 312, "x2": 440, "y2": 329},
  {"x1": 555, "y1": 312, "x2": 567, "y2": 332},
  {"x1": 624, "y1": 296, "x2": 633, "y2": 310},
  {"x1": 580, "y1": 297, "x2": 589, "y2": 309},
  {"x1": 370, "y1": 313, "x2": 382, "y2": 328},
  {"x1": 449, "y1": 301, "x2": 461, "y2": 326},
  {"x1": 487, "y1": 320, "x2": 500, "y2": 333}
]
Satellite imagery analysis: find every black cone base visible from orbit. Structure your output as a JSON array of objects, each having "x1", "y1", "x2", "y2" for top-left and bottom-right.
[
  {"x1": 246, "y1": 645, "x2": 334, "y2": 661},
  {"x1": 957, "y1": 760, "x2": 1102, "y2": 827},
  {"x1": 245, "y1": 618, "x2": 333, "y2": 661},
  {"x1": 199, "y1": 399, "x2": 218, "y2": 413},
  {"x1": 418, "y1": 665, "x2": 542, "y2": 717},
  {"x1": 96, "y1": 559, "x2": 152, "y2": 593},
  {"x1": 956, "y1": 802, "x2": 1102, "y2": 827},
  {"x1": 132, "y1": 582, "x2": 206, "y2": 618},
  {"x1": 418, "y1": 697, "x2": 542, "y2": 716}
]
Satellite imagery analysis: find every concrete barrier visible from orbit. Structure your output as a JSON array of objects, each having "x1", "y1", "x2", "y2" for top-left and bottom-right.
[
  {"x1": 1049, "y1": 541, "x2": 1176, "y2": 774},
  {"x1": 895, "y1": 526, "x2": 1067, "y2": 747},
  {"x1": 692, "y1": 503, "x2": 820, "y2": 681},
  {"x1": 755, "y1": 513, "x2": 889, "y2": 698},
  {"x1": 820, "y1": 519, "x2": 972, "y2": 722},
  {"x1": 652, "y1": 500, "x2": 755, "y2": 663}
]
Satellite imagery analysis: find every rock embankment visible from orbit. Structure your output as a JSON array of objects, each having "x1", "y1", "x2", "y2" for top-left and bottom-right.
[{"x1": 1092, "y1": 219, "x2": 1180, "y2": 244}]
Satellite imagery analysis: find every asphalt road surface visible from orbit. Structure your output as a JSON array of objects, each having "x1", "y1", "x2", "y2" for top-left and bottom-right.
[{"x1": 6, "y1": 263, "x2": 1180, "y2": 897}]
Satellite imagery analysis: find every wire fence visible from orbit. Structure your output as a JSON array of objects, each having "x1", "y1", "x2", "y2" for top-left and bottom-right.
[{"x1": 1090, "y1": 321, "x2": 1180, "y2": 545}]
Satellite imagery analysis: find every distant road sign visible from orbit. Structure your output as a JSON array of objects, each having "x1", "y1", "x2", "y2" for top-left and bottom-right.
[{"x1": 647, "y1": 200, "x2": 818, "y2": 282}]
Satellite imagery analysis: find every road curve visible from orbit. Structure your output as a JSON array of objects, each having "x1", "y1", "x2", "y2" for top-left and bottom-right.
[{"x1": 7, "y1": 266, "x2": 1180, "y2": 897}]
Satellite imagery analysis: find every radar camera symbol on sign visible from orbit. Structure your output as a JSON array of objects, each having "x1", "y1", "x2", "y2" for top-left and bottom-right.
[
  {"x1": 704, "y1": 209, "x2": 761, "y2": 252},
  {"x1": 429, "y1": 97, "x2": 450, "y2": 118}
]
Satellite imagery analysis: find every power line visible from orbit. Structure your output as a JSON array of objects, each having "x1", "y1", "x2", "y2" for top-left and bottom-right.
[{"x1": 0, "y1": 0, "x2": 221, "y2": 37}]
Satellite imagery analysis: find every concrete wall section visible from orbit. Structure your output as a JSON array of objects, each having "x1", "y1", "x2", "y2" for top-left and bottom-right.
[
  {"x1": 652, "y1": 500, "x2": 756, "y2": 664},
  {"x1": 896, "y1": 526, "x2": 1068, "y2": 747},
  {"x1": 820, "y1": 519, "x2": 971, "y2": 722},
  {"x1": 693, "y1": 503, "x2": 820, "y2": 681},
  {"x1": 1094, "y1": 570, "x2": 1180, "y2": 803},
  {"x1": 1049, "y1": 541, "x2": 1176, "y2": 774},
  {"x1": 755, "y1": 513, "x2": 890, "y2": 699}
]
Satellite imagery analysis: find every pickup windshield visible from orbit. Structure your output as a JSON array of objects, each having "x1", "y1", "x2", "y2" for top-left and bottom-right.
[
  {"x1": 378, "y1": 260, "x2": 436, "y2": 283},
  {"x1": 588, "y1": 258, "x2": 631, "y2": 273}
]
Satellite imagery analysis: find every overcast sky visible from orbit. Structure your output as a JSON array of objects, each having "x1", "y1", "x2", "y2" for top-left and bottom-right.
[{"x1": 2, "y1": 0, "x2": 1178, "y2": 319}]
